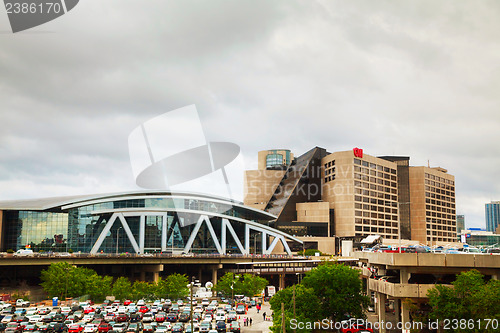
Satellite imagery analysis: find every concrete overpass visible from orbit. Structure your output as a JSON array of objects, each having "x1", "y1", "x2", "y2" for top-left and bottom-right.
[
  {"x1": 0, "y1": 253, "x2": 307, "y2": 287},
  {"x1": 354, "y1": 251, "x2": 500, "y2": 333}
]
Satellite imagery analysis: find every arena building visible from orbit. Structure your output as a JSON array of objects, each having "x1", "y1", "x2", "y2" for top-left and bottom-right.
[{"x1": 0, "y1": 191, "x2": 301, "y2": 255}]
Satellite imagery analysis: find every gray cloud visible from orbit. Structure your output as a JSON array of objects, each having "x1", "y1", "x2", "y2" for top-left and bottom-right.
[{"x1": 0, "y1": 0, "x2": 499, "y2": 228}]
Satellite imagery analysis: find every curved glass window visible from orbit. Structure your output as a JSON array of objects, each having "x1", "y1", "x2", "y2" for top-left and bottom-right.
[{"x1": 266, "y1": 154, "x2": 284, "y2": 168}]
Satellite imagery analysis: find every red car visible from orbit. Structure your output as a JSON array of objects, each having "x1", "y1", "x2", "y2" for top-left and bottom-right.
[
  {"x1": 155, "y1": 312, "x2": 166, "y2": 323},
  {"x1": 97, "y1": 323, "x2": 112, "y2": 333},
  {"x1": 339, "y1": 319, "x2": 374, "y2": 333},
  {"x1": 123, "y1": 300, "x2": 131, "y2": 306},
  {"x1": 138, "y1": 306, "x2": 149, "y2": 314},
  {"x1": 68, "y1": 324, "x2": 84, "y2": 333},
  {"x1": 115, "y1": 313, "x2": 129, "y2": 323},
  {"x1": 84, "y1": 308, "x2": 95, "y2": 314}
]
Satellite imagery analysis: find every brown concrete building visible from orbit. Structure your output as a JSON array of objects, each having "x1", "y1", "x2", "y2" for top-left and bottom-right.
[
  {"x1": 322, "y1": 151, "x2": 399, "y2": 241},
  {"x1": 409, "y1": 166, "x2": 456, "y2": 244},
  {"x1": 244, "y1": 147, "x2": 457, "y2": 252}
]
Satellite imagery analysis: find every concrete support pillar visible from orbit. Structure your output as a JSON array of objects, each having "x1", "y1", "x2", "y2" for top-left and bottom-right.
[
  {"x1": 401, "y1": 299, "x2": 411, "y2": 330},
  {"x1": 278, "y1": 274, "x2": 285, "y2": 290},
  {"x1": 139, "y1": 271, "x2": 146, "y2": 282},
  {"x1": 400, "y1": 269, "x2": 410, "y2": 284},
  {"x1": 492, "y1": 271, "x2": 499, "y2": 280},
  {"x1": 376, "y1": 292, "x2": 387, "y2": 333},
  {"x1": 212, "y1": 268, "x2": 218, "y2": 286},
  {"x1": 395, "y1": 299, "x2": 401, "y2": 323},
  {"x1": 153, "y1": 272, "x2": 160, "y2": 282}
]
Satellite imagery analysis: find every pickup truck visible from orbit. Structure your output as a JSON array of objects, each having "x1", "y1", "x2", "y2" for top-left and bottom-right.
[{"x1": 15, "y1": 299, "x2": 30, "y2": 307}]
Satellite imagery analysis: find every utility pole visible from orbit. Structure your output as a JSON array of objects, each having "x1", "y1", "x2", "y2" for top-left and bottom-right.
[
  {"x1": 281, "y1": 302, "x2": 285, "y2": 333},
  {"x1": 189, "y1": 277, "x2": 194, "y2": 333},
  {"x1": 292, "y1": 285, "x2": 296, "y2": 333}
]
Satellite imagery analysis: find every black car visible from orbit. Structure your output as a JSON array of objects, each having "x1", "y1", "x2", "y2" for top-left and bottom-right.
[
  {"x1": 178, "y1": 313, "x2": 190, "y2": 323},
  {"x1": 52, "y1": 314, "x2": 65, "y2": 323},
  {"x1": 216, "y1": 321, "x2": 226, "y2": 333},
  {"x1": 166, "y1": 313, "x2": 177, "y2": 323},
  {"x1": 49, "y1": 323, "x2": 67, "y2": 333},
  {"x1": 129, "y1": 314, "x2": 141, "y2": 323}
]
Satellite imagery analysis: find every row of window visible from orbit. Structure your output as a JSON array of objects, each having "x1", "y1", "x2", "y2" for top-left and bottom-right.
[
  {"x1": 355, "y1": 210, "x2": 398, "y2": 220},
  {"x1": 426, "y1": 218, "x2": 456, "y2": 226},
  {"x1": 354, "y1": 174, "x2": 398, "y2": 187},
  {"x1": 427, "y1": 230, "x2": 456, "y2": 237},
  {"x1": 354, "y1": 159, "x2": 397, "y2": 175},
  {"x1": 355, "y1": 181, "x2": 398, "y2": 194},
  {"x1": 324, "y1": 160, "x2": 335, "y2": 169},
  {"x1": 355, "y1": 218, "x2": 398, "y2": 228},
  {"x1": 426, "y1": 204, "x2": 456, "y2": 214},
  {"x1": 324, "y1": 175, "x2": 336, "y2": 183},
  {"x1": 425, "y1": 172, "x2": 455, "y2": 186},
  {"x1": 425, "y1": 186, "x2": 455, "y2": 198},
  {"x1": 426, "y1": 236, "x2": 456, "y2": 242},
  {"x1": 426, "y1": 223, "x2": 456, "y2": 231},
  {"x1": 355, "y1": 200, "x2": 398, "y2": 209},
  {"x1": 354, "y1": 226, "x2": 397, "y2": 234},
  {"x1": 354, "y1": 166, "x2": 397, "y2": 181},
  {"x1": 425, "y1": 197, "x2": 456, "y2": 209},
  {"x1": 355, "y1": 188, "x2": 398, "y2": 201},
  {"x1": 424, "y1": 179, "x2": 455, "y2": 191},
  {"x1": 426, "y1": 211, "x2": 455, "y2": 220}
]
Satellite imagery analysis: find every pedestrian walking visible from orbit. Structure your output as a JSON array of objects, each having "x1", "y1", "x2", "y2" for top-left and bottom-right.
[
  {"x1": 262, "y1": 312, "x2": 266, "y2": 321},
  {"x1": 250, "y1": 318, "x2": 253, "y2": 326}
]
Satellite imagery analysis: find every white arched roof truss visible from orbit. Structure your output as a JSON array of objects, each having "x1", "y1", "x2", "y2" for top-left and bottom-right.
[{"x1": 89, "y1": 210, "x2": 299, "y2": 256}]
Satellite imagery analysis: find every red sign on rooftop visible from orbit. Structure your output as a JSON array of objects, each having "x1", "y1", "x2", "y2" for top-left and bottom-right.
[{"x1": 353, "y1": 147, "x2": 363, "y2": 158}]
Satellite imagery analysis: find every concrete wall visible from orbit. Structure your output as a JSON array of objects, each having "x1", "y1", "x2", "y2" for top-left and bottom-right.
[
  {"x1": 243, "y1": 169, "x2": 285, "y2": 209},
  {"x1": 296, "y1": 202, "x2": 329, "y2": 223}
]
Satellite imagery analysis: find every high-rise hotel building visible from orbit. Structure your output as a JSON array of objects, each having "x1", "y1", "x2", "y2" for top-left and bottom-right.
[{"x1": 244, "y1": 147, "x2": 457, "y2": 250}]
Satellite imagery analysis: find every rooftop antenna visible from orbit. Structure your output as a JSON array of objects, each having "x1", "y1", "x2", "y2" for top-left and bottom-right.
[{"x1": 427, "y1": 160, "x2": 430, "y2": 168}]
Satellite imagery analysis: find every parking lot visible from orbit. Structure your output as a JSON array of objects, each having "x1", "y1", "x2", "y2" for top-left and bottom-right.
[{"x1": 0, "y1": 297, "x2": 269, "y2": 333}]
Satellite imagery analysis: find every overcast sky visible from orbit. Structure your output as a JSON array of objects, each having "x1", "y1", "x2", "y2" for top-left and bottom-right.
[{"x1": 1, "y1": 0, "x2": 499, "y2": 229}]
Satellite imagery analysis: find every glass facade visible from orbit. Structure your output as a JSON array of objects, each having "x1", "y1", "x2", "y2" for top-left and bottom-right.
[
  {"x1": 1, "y1": 194, "x2": 275, "y2": 253},
  {"x1": 485, "y1": 202, "x2": 500, "y2": 232}
]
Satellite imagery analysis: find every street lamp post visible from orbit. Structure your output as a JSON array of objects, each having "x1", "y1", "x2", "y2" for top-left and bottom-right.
[
  {"x1": 231, "y1": 274, "x2": 239, "y2": 309},
  {"x1": 116, "y1": 227, "x2": 122, "y2": 255},
  {"x1": 189, "y1": 277, "x2": 194, "y2": 333}
]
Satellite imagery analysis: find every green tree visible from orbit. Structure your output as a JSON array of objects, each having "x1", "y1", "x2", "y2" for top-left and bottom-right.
[
  {"x1": 270, "y1": 284, "x2": 322, "y2": 333},
  {"x1": 85, "y1": 274, "x2": 113, "y2": 302},
  {"x1": 240, "y1": 274, "x2": 268, "y2": 297},
  {"x1": 214, "y1": 273, "x2": 242, "y2": 298},
  {"x1": 132, "y1": 280, "x2": 154, "y2": 301},
  {"x1": 156, "y1": 273, "x2": 189, "y2": 300},
  {"x1": 41, "y1": 262, "x2": 74, "y2": 299},
  {"x1": 112, "y1": 277, "x2": 132, "y2": 300},
  {"x1": 300, "y1": 261, "x2": 368, "y2": 321},
  {"x1": 428, "y1": 269, "x2": 500, "y2": 333},
  {"x1": 41, "y1": 262, "x2": 98, "y2": 299}
]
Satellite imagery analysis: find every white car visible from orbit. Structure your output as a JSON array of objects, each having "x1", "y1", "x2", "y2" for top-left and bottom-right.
[
  {"x1": 1, "y1": 315, "x2": 13, "y2": 323},
  {"x1": 84, "y1": 324, "x2": 97, "y2": 333},
  {"x1": 136, "y1": 300, "x2": 146, "y2": 306},
  {"x1": 214, "y1": 312, "x2": 225, "y2": 322},
  {"x1": 82, "y1": 315, "x2": 94, "y2": 323},
  {"x1": 29, "y1": 315, "x2": 43, "y2": 323},
  {"x1": 61, "y1": 307, "x2": 72, "y2": 316},
  {"x1": 26, "y1": 308, "x2": 38, "y2": 316},
  {"x1": 201, "y1": 299, "x2": 210, "y2": 307},
  {"x1": 155, "y1": 325, "x2": 169, "y2": 333}
]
